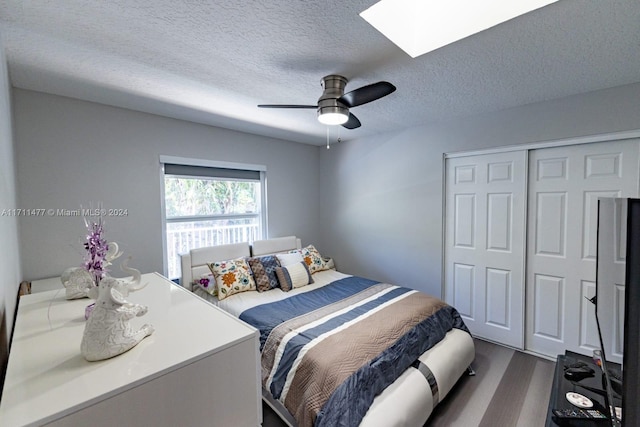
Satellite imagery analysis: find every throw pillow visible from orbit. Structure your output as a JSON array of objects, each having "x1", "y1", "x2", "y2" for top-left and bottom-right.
[
  {"x1": 247, "y1": 255, "x2": 280, "y2": 292},
  {"x1": 207, "y1": 257, "x2": 256, "y2": 300},
  {"x1": 296, "y1": 245, "x2": 328, "y2": 274},
  {"x1": 276, "y1": 251, "x2": 304, "y2": 267},
  {"x1": 193, "y1": 273, "x2": 217, "y2": 296},
  {"x1": 275, "y1": 261, "x2": 314, "y2": 291}
]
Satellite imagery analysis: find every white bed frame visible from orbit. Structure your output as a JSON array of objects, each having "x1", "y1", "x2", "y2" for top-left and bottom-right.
[{"x1": 180, "y1": 236, "x2": 475, "y2": 427}]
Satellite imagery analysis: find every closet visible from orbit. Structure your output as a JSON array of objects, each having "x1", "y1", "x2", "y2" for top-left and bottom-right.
[{"x1": 444, "y1": 136, "x2": 640, "y2": 358}]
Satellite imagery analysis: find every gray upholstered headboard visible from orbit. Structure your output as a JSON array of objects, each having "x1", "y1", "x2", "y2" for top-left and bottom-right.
[{"x1": 180, "y1": 236, "x2": 301, "y2": 290}]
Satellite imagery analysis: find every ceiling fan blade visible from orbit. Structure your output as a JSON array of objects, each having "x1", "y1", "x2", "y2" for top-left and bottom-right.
[
  {"x1": 257, "y1": 104, "x2": 317, "y2": 109},
  {"x1": 339, "y1": 81, "x2": 396, "y2": 108},
  {"x1": 342, "y1": 112, "x2": 361, "y2": 130}
]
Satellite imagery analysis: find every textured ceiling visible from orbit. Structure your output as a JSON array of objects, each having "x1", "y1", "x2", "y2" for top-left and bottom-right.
[{"x1": 1, "y1": 0, "x2": 639, "y2": 145}]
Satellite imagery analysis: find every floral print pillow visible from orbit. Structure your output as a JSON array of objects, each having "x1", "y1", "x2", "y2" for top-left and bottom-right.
[
  {"x1": 291, "y1": 245, "x2": 328, "y2": 274},
  {"x1": 207, "y1": 257, "x2": 256, "y2": 300},
  {"x1": 193, "y1": 273, "x2": 217, "y2": 296}
]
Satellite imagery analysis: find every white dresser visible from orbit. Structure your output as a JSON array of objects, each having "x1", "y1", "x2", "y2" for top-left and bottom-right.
[{"x1": 0, "y1": 272, "x2": 261, "y2": 427}]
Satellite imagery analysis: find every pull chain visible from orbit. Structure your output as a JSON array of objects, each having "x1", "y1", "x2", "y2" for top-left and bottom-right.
[
  {"x1": 326, "y1": 127, "x2": 330, "y2": 150},
  {"x1": 326, "y1": 127, "x2": 343, "y2": 149}
]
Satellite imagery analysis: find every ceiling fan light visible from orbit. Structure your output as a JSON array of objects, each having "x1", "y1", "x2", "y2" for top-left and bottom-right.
[{"x1": 318, "y1": 106, "x2": 349, "y2": 125}]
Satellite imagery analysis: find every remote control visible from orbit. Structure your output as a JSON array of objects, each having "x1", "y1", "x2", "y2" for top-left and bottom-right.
[{"x1": 552, "y1": 408, "x2": 607, "y2": 419}]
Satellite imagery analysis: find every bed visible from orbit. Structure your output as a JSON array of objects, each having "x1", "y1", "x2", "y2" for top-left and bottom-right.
[{"x1": 180, "y1": 236, "x2": 475, "y2": 427}]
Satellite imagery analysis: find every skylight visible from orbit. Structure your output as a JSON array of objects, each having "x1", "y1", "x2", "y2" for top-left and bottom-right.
[{"x1": 360, "y1": 0, "x2": 559, "y2": 58}]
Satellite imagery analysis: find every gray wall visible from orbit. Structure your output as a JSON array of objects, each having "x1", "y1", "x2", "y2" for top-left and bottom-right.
[
  {"x1": 0, "y1": 34, "x2": 21, "y2": 383},
  {"x1": 318, "y1": 82, "x2": 640, "y2": 297},
  {"x1": 9, "y1": 78, "x2": 640, "y2": 300},
  {"x1": 13, "y1": 89, "x2": 321, "y2": 281}
]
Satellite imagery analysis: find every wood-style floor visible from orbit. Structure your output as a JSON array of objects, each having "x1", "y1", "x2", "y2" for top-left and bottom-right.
[{"x1": 262, "y1": 338, "x2": 555, "y2": 427}]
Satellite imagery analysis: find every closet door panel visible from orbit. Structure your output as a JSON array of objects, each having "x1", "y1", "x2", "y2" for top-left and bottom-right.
[
  {"x1": 526, "y1": 139, "x2": 639, "y2": 358},
  {"x1": 485, "y1": 268, "x2": 511, "y2": 328},
  {"x1": 579, "y1": 280, "x2": 599, "y2": 350},
  {"x1": 535, "y1": 191, "x2": 567, "y2": 257},
  {"x1": 453, "y1": 194, "x2": 476, "y2": 248},
  {"x1": 452, "y1": 263, "x2": 475, "y2": 319},
  {"x1": 487, "y1": 193, "x2": 512, "y2": 251},
  {"x1": 445, "y1": 151, "x2": 526, "y2": 348},
  {"x1": 532, "y1": 273, "x2": 564, "y2": 340}
]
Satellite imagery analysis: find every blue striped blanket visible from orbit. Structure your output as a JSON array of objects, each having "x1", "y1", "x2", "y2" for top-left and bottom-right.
[{"x1": 239, "y1": 276, "x2": 469, "y2": 427}]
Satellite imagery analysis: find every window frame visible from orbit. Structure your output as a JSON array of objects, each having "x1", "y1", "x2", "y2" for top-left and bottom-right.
[{"x1": 159, "y1": 155, "x2": 268, "y2": 279}]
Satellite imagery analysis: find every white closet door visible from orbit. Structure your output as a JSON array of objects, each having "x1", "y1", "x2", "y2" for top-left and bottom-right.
[
  {"x1": 445, "y1": 151, "x2": 527, "y2": 348},
  {"x1": 526, "y1": 140, "x2": 639, "y2": 358}
]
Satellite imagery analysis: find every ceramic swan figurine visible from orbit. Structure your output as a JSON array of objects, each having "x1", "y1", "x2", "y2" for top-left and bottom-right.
[{"x1": 80, "y1": 264, "x2": 154, "y2": 361}]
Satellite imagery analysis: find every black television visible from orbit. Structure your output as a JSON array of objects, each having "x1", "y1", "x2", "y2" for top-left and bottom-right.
[{"x1": 596, "y1": 198, "x2": 640, "y2": 427}]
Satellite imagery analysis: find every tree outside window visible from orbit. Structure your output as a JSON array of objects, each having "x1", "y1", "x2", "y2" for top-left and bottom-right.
[{"x1": 163, "y1": 173, "x2": 264, "y2": 280}]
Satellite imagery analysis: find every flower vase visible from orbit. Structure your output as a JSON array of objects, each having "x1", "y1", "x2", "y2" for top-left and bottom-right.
[{"x1": 85, "y1": 303, "x2": 96, "y2": 320}]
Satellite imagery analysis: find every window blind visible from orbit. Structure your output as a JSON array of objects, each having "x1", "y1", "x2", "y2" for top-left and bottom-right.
[{"x1": 164, "y1": 163, "x2": 260, "y2": 181}]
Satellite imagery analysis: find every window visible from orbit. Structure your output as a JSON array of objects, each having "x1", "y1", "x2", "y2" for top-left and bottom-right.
[{"x1": 161, "y1": 159, "x2": 267, "y2": 280}]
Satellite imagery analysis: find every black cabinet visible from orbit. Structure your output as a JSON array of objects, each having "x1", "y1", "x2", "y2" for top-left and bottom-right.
[{"x1": 546, "y1": 351, "x2": 619, "y2": 426}]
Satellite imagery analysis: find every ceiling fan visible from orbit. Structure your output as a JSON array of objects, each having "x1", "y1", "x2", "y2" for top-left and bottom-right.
[{"x1": 258, "y1": 75, "x2": 396, "y2": 129}]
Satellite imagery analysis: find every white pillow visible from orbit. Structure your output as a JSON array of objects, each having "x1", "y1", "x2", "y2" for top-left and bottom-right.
[{"x1": 276, "y1": 251, "x2": 303, "y2": 267}]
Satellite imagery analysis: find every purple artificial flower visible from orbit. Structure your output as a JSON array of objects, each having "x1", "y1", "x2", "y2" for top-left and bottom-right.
[
  {"x1": 83, "y1": 219, "x2": 109, "y2": 284},
  {"x1": 199, "y1": 277, "x2": 210, "y2": 288}
]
